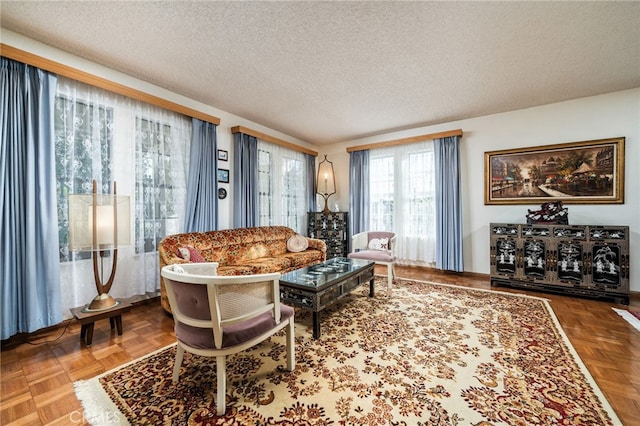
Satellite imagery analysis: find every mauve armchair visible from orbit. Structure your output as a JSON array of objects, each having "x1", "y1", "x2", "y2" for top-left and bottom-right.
[
  {"x1": 161, "y1": 263, "x2": 295, "y2": 416},
  {"x1": 347, "y1": 231, "x2": 397, "y2": 287}
]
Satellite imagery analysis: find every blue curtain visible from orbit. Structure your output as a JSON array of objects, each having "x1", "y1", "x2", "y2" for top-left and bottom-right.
[
  {"x1": 184, "y1": 118, "x2": 218, "y2": 232},
  {"x1": 434, "y1": 135, "x2": 463, "y2": 272},
  {"x1": 1, "y1": 58, "x2": 62, "y2": 339},
  {"x1": 306, "y1": 153, "x2": 316, "y2": 213},
  {"x1": 233, "y1": 132, "x2": 258, "y2": 228},
  {"x1": 349, "y1": 150, "x2": 370, "y2": 239}
]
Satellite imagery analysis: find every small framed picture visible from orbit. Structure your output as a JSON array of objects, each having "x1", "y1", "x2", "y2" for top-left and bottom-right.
[
  {"x1": 218, "y1": 149, "x2": 228, "y2": 161},
  {"x1": 217, "y1": 168, "x2": 229, "y2": 183}
]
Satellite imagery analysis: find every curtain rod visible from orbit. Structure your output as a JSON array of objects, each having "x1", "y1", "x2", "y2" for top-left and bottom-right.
[
  {"x1": 231, "y1": 125, "x2": 318, "y2": 156},
  {"x1": 346, "y1": 129, "x2": 463, "y2": 152},
  {"x1": 1, "y1": 43, "x2": 221, "y2": 125}
]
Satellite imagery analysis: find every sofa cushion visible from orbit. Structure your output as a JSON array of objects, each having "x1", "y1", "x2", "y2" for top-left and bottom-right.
[
  {"x1": 367, "y1": 238, "x2": 389, "y2": 251},
  {"x1": 177, "y1": 246, "x2": 206, "y2": 263},
  {"x1": 245, "y1": 257, "x2": 293, "y2": 274},
  {"x1": 349, "y1": 249, "x2": 394, "y2": 263},
  {"x1": 280, "y1": 251, "x2": 326, "y2": 270},
  {"x1": 216, "y1": 265, "x2": 257, "y2": 276},
  {"x1": 175, "y1": 304, "x2": 295, "y2": 349},
  {"x1": 287, "y1": 234, "x2": 309, "y2": 252}
]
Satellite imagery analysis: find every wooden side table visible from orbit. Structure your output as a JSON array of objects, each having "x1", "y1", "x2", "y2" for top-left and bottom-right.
[{"x1": 70, "y1": 300, "x2": 132, "y2": 346}]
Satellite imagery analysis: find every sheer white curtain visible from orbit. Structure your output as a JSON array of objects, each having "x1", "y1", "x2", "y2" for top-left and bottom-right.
[
  {"x1": 369, "y1": 141, "x2": 436, "y2": 266},
  {"x1": 55, "y1": 77, "x2": 190, "y2": 317},
  {"x1": 257, "y1": 140, "x2": 308, "y2": 233}
]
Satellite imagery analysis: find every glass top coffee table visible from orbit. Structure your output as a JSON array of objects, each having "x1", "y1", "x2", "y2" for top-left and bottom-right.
[{"x1": 279, "y1": 257, "x2": 375, "y2": 338}]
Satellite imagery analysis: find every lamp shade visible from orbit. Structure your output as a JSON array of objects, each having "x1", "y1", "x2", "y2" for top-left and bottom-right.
[
  {"x1": 68, "y1": 193, "x2": 131, "y2": 251},
  {"x1": 316, "y1": 155, "x2": 336, "y2": 196}
]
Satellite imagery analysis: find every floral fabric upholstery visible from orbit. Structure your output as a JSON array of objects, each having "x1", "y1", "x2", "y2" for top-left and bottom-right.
[{"x1": 158, "y1": 226, "x2": 326, "y2": 313}]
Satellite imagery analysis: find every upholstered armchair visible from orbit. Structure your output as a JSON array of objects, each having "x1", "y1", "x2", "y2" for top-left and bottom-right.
[
  {"x1": 347, "y1": 231, "x2": 396, "y2": 287},
  {"x1": 161, "y1": 263, "x2": 295, "y2": 416}
]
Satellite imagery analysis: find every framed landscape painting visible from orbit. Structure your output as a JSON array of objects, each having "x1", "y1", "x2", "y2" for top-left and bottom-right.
[{"x1": 484, "y1": 137, "x2": 625, "y2": 205}]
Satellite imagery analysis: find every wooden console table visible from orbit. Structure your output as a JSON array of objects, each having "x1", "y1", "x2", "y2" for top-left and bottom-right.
[{"x1": 70, "y1": 299, "x2": 132, "y2": 346}]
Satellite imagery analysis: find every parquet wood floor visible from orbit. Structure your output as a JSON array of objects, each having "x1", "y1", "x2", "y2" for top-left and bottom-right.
[{"x1": 2, "y1": 266, "x2": 639, "y2": 425}]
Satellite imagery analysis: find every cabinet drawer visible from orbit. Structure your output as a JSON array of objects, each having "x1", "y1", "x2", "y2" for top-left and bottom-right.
[
  {"x1": 319, "y1": 286, "x2": 341, "y2": 306},
  {"x1": 359, "y1": 267, "x2": 374, "y2": 283},
  {"x1": 342, "y1": 276, "x2": 360, "y2": 292},
  {"x1": 522, "y1": 225, "x2": 551, "y2": 237},
  {"x1": 553, "y1": 226, "x2": 587, "y2": 240},
  {"x1": 491, "y1": 224, "x2": 519, "y2": 236}
]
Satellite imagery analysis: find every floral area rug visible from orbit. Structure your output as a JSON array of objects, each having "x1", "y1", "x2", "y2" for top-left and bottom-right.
[{"x1": 74, "y1": 277, "x2": 621, "y2": 425}]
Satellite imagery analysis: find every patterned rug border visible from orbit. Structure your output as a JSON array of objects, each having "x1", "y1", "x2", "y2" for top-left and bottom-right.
[
  {"x1": 74, "y1": 344, "x2": 177, "y2": 425},
  {"x1": 612, "y1": 307, "x2": 640, "y2": 332},
  {"x1": 73, "y1": 277, "x2": 622, "y2": 425},
  {"x1": 393, "y1": 275, "x2": 552, "y2": 302}
]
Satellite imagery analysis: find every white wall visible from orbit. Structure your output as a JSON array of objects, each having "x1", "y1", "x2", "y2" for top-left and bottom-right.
[
  {"x1": 1, "y1": 29, "x2": 318, "y2": 230},
  {"x1": 322, "y1": 89, "x2": 640, "y2": 291}
]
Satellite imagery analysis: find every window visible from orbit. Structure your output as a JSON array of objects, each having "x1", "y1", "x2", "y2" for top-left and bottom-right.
[
  {"x1": 53, "y1": 76, "x2": 191, "y2": 314},
  {"x1": 405, "y1": 150, "x2": 435, "y2": 235},
  {"x1": 54, "y1": 79, "x2": 190, "y2": 260},
  {"x1": 370, "y1": 155, "x2": 394, "y2": 231},
  {"x1": 258, "y1": 148, "x2": 273, "y2": 224},
  {"x1": 257, "y1": 141, "x2": 307, "y2": 232},
  {"x1": 369, "y1": 142, "x2": 436, "y2": 264},
  {"x1": 54, "y1": 96, "x2": 114, "y2": 262},
  {"x1": 135, "y1": 118, "x2": 182, "y2": 253}
]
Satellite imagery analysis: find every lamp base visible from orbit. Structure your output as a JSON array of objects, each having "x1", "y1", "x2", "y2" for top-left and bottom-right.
[
  {"x1": 320, "y1": 195, "x2": 332, "y2": 214},
  {"x1": 82, "y1": 293, "x2": 120, "y2": 312}
]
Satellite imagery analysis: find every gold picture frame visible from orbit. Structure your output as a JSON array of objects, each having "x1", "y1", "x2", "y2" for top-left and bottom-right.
[{"x1": 484, "y1": 137, "x2": 624, "y2": 205}]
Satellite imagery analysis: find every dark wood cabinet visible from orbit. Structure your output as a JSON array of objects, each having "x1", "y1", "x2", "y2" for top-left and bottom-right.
[
  {"x1": 308, "y1": 212, "x2": 349, "y2": 258},
  {"x1": 489, "y1": 223, "x2": 630, "y2": 304}
]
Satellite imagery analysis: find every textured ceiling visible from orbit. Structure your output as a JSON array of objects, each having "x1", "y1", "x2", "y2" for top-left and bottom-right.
[{"x1": 2, "y1": 1, "x2": 639, "y2": 145}]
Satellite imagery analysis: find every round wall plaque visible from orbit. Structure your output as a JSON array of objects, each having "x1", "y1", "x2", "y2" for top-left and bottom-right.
[{"x1": 218, "y1": 188, "x2": 227, "y2": 199}]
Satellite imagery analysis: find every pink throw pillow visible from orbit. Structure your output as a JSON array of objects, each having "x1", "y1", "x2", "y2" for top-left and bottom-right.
[{"x1": 176, "y1": 246, "x2": 206, "y2": 263}]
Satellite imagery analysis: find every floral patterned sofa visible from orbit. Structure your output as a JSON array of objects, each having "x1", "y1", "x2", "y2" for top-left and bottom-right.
[{"x1": 158, "y1": 226, "x2": 326, "y2": 313}]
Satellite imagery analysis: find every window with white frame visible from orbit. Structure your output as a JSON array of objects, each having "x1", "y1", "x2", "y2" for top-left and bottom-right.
[
  {"x1": 257, "y1": 140, "x2": 307, "y2": 233},
  {"x1": 369, "y1": 141, "x2": 436, "y2": 265}
]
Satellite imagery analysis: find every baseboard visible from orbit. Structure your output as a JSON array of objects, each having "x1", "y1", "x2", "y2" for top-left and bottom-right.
[{"x1": 394, "y1": 264, "x2": 490, "y2": 279}]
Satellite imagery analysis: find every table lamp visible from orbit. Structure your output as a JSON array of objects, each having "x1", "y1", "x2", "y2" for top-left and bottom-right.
[{"x1": 316, "y1": 155, "x2": 336, "y2": 213}]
